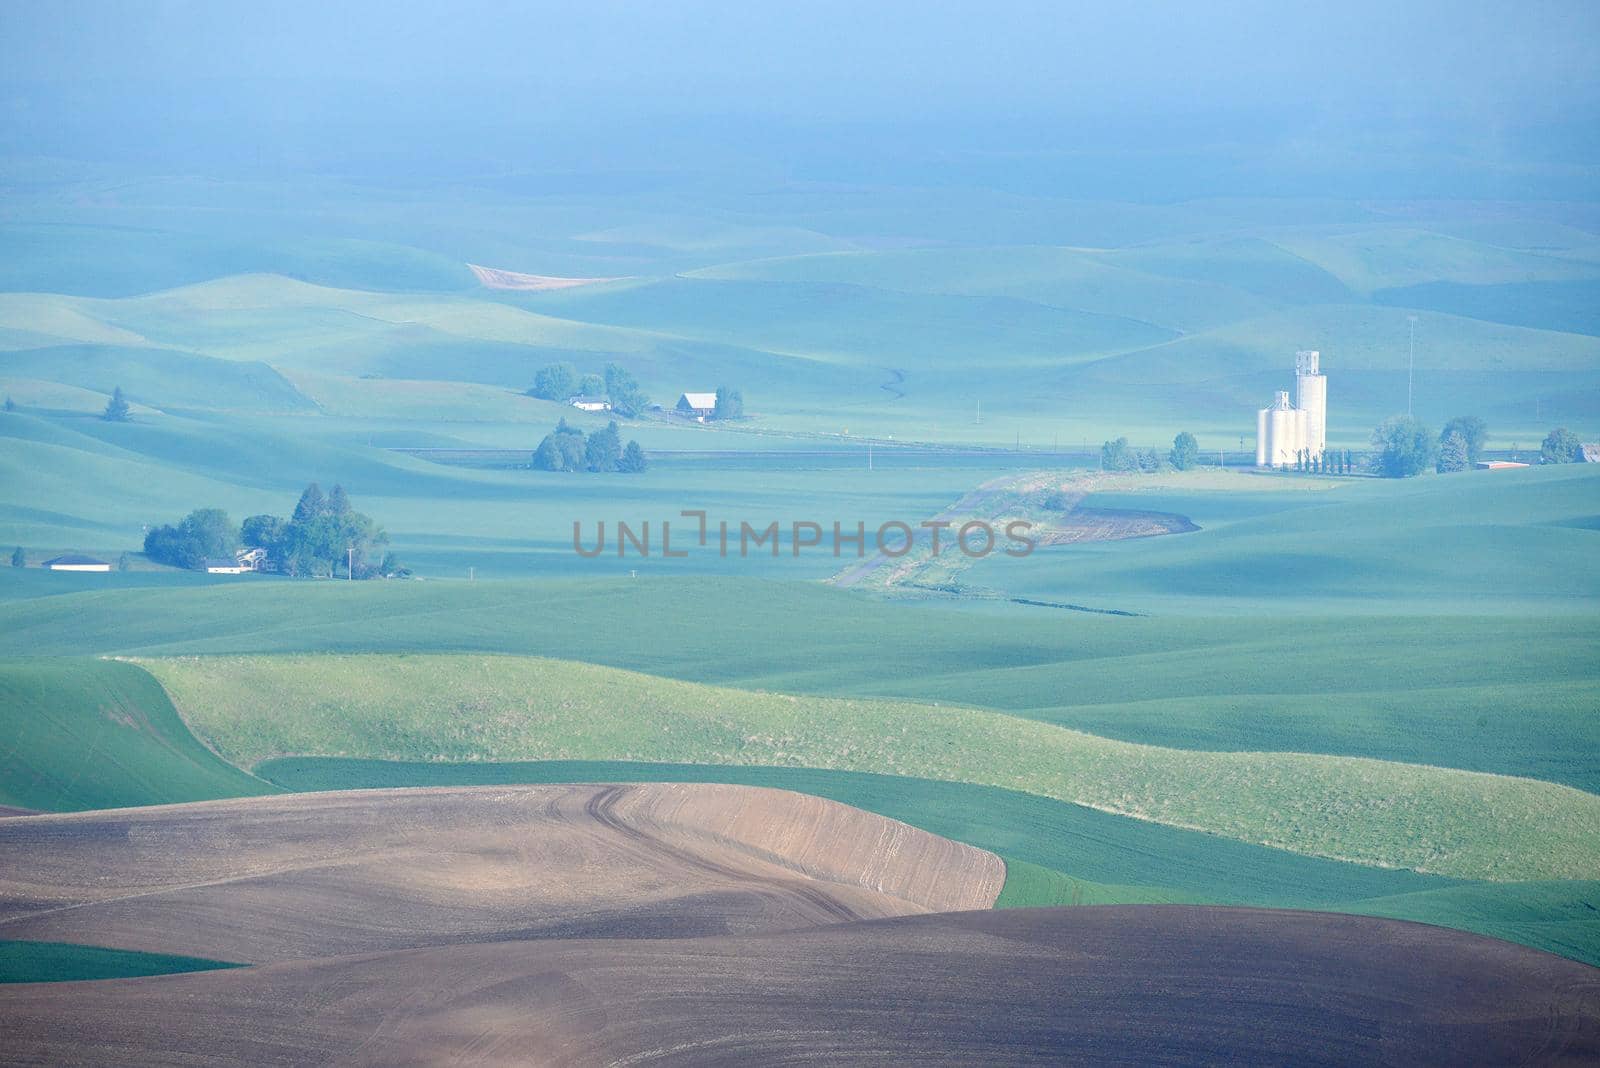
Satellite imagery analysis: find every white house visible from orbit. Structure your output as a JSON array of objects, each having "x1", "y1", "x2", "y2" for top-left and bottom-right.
[
  {"x1": 568, "y1": 395, "x2": 612, "y2": 412},
  {"x1": 42, "y1": 554, "x2": 111, "y2": 572},
  {"x1": 677, "y1": 392, "x2": 717, "y2": 420},
  {"x1": 235, "y1": 547, "x2": 269, "y2": 571}
]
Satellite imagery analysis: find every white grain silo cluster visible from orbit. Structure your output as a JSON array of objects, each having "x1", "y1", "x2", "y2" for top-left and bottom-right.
[{"x1": 1254, "y1": 350, "x2": 1327, "y2": 467}]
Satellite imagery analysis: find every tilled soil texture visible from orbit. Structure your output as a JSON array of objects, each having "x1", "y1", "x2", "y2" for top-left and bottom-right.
[
  {"x1": 2, "y1": 906, "x2": 1596, "y2": 1067},
  {"x1": 0, "y1": 783, "x2": 1005, "y2": 962}
]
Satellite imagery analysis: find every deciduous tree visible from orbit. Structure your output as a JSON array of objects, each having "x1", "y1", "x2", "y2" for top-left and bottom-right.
[
  {"x1": 1541, "y1": 427, "x2": 1584, "y2": 464},
  {"x1": 1169, "y1": 431, "x2": 1199, "y2": 470},
  {"x1": 1371, "y1": 415, "x2": 1437, "y2": 478}
]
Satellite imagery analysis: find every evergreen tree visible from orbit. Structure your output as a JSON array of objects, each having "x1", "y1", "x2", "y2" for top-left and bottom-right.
[
  {"x1": 9, "y1": 546, "x2": 23, "y2": 568},
  {"x1": 3, "y1": 395, "x2": 14, "y2": 412},
  {"x1": 1439, "y1": 416, "x2": 1488, "y2": 465},
  {"x1": 327, "y1": 484, "x2": 351, "y2": 516},
  {"x1": 1437, "y1": 431, "x2": 1470, "y2": 473},
  {"x1": 101, "y1": 386, "x2": 131, "y2": 422},
  {"x1": 117, "y1": 552, "x2": 132, "y2": 572},
  {"x1": 618, "y1": 440, "x2": 648, "y2": 473},
  {"x1": 292, "y1": 483, "x2": 326, "y2": 523}
]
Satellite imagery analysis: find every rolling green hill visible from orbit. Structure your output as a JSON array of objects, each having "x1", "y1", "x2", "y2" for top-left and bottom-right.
[
  {"x1": 0, "y1": 658, "x2": 276, "y2": 812},
  {"x1": 138, "y1": 652, "x2": 1600, "y2": 881}
]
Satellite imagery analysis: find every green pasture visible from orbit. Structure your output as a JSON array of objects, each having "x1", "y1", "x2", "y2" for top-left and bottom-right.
[{"x1": 0, "y1": 941, "x2": 244, "y2": 984}]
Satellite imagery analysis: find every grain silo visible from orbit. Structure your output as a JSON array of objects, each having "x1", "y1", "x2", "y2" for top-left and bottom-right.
[
  {"x1": 1256, "y1": 391, "x2": 1306, "y2": 467},
  {"x1": 1295, "y1": 350, "x2": 1326, "y2": 459},
  {"x1": 1255, "y1": 352, "x2": 1326, "y2": 467}
]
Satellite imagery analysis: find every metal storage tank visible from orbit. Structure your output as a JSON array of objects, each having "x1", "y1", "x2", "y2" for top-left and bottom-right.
[
  {"x1": 1296, "y1": 350, "x2": 1326, "y2": 458},
  {"x1": 1270, "y1": 394, "x2": 1307, "y2": 467},
  {"x1": 1257, "y1": 390, "x2": 1305, "y2": 467}
]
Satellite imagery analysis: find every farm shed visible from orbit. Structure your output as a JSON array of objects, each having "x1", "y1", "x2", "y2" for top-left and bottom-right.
[
  {"x1": 42, "y1": 554, "x2": 111, "y2": 572},
  {"x1": 677, "y1": 392, "x2": 717, "y2": 418},
  {"x1": 568, "y1": 395, "x2": 612, "y2": 412},
  {"x1": 205, "y1": 558, "x2": 249, "y2": 575}
]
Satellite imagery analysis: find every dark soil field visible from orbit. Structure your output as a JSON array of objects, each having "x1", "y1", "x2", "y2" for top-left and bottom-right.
[{"x1": 2, "y1": 907, "x2": 1596, "y2": 1066}]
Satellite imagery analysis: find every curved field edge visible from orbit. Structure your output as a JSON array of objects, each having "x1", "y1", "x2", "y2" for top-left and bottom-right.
[
  {"x1": 259, "y1": 756, "x2": 1600, "y2": 968},
  {"x1": 0, "y1": 658, "x2": 277, "y2": 812},
  {"x1": 0, "y1": 940, "x2": 244, "y2": 984},
  {"x1": 140, "y1": 653, "x2": 1600, "y2": 882}
]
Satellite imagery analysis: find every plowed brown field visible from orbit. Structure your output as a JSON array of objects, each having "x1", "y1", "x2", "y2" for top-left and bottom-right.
[
  {"x1": 3, "y1": 907, "x2": 1596, "y2": 1066},
  {"x1": 0, "y1": 784, "x2": 1004, "y2": 962}
]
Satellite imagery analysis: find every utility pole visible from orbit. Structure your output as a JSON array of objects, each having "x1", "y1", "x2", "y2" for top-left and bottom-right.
[
  {"x1": 468, "y1": 566, "x2": 475, "y2": 583},
  {"x1": 868, "y1": 441, "x2": 873, "y2": 471},
  {"x1": 1407, "y1": 314, "x2": 1417, "y2": 416},
  {"x1": 975, "y1": 399, "x2": 981, "y2": 425},
  {"x1": 346, "y1": 544, "x2": 353, "y2": 581}
]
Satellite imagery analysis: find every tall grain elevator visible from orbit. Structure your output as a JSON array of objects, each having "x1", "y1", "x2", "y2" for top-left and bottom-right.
[{"x1": 1295, "y1": 350, "x2": 1327, "y2": 459}]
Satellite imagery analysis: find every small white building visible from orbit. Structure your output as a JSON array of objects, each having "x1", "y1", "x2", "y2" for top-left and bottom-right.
[
  {"x1": 42, "y1": 554, "x2": 111, "y2": 572},
  {"x1": 568, "y1": 395, "x2": 612, "y2": 412},
  {"x1": 205, "y1": 558, "x2": 248, "y2": 575},
  {"x1": 677, "y1": 392, "x2": 717, "y2": 420}
]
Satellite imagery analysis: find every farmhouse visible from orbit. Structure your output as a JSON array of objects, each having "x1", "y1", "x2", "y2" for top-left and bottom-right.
[
  {"x1": 42, "y1": 554, "x2": 111, "y2": 572},
  {"x1": 235, "y1": 547, "x2": 269, "y2": 571},
  {"x1": 1582, "y1": 444, "x2": 1600, "y2": 463},
  {"x1": 568, "y1": 395, "x2": 612, "y2": 413},
  {"x1": 677, "y1": 392, "x2": 717, "y2": 419}
]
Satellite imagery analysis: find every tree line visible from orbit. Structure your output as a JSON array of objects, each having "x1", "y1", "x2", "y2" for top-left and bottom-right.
[
  {"x1": 143, "y1": 483, "x2": 400, "y2": 578},
  {"x1": 1099, "y1": 432, "x2": 1202, "y2": 473},
  {"x1": 1370, "y1": 415, "x2": 1586, "y2": 476},
  {"x1": 527, "y1": 363, "x2": 649, "y2": 418},
  {"x1": 532, "y1": 419, "x2": 647, "y2": 473}
]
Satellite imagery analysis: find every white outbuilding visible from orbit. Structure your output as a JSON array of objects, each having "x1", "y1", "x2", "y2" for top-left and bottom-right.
[{"x1": 42, "y1": 554, "x2": 111, "y2": 572}]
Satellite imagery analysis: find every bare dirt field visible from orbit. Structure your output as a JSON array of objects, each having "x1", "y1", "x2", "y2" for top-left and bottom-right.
[
  {"x1": 0, "y1": 784, "x2": 1004, "y2": 962},
  {"x1": 3, "y1": 907, "x2": 1596, "y2": 1066},
  {"x1": 466, "y1": 263, "x2": 624, "y2": 290}
]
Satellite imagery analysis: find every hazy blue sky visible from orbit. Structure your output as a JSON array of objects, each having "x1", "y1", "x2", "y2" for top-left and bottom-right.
[{"x1": 2, "y1": 1, "x2": 1596, "y2": 193}]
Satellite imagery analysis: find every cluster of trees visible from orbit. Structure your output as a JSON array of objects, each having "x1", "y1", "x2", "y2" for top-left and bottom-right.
[
  {"x1": 1101, "y1": 433, "x2": 1199, "y2": 473},
  {"x1": 532, "y1": 419, "x2": 647, "y2": 473},
  {"x1": 713, "y1": 385, "x2": 744, "y2": 420},
  {"x1": 526, "y1": 363, "x2": 649, "y2": 418},
  {"x1": 144, "y1": 507, "x2": 238, "y2": 570},
  {"x1": 1100, "y1": 437, "x2": 1159, "y2": 472},
  {"x1": 1293, "y1": 449, "x2": 1354, "y2": 474},
  {"x1": 1368, "y1": 413, "x2": 1496, "y2": 477},
  {"x1": 144, "y1": 484, "x2": 396, "y2": 578}
]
